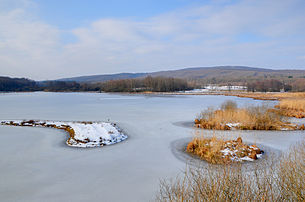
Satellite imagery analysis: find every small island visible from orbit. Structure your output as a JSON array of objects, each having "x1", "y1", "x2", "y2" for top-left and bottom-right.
[
  {"x1": 1, "y1": 120, "x2": 127, "y2": 148},
  {"x1": 186, "y1": 137, "x2": 264, "y2": 164}
]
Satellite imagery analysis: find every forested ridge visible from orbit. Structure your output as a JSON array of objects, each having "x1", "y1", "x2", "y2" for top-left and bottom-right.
[{"x1": 1, "y1": 73, "x2": 305, "y2": 92}]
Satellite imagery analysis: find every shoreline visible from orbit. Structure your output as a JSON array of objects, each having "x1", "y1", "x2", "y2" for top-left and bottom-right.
[{"x1": 1, "y1": 90, "x2": 304, "y2": 101}]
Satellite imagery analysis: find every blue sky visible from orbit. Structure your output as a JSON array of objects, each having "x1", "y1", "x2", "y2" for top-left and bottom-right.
[
  {"x1": 0, "y1": 0, "x2": 305, "y2": 79},
  {"x1": 37, "y1": 0, "x2": 209, "y2": 28}
]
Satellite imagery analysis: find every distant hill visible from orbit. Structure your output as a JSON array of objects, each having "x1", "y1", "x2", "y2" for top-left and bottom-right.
[
  {"x1": 57, "y1": 73, "x2": 147, "y2": 83},
  {"x1": 58, "y1": 66, "x2": 305, "y2": 83},
  {"x1": 2, "y1": 66, "x2": 305, "y2": 92}
]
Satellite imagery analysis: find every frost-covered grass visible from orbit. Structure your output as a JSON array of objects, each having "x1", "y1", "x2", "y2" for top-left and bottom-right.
[
  {"x1": 157, "y1": 141, "x2": 305, "y2": 201},
  {"x1": 0, "y1": 120, "x2": 127, "y2": 148},
  {"x1": 186, "y1": 136, "x2": 263, "y2": 164}
]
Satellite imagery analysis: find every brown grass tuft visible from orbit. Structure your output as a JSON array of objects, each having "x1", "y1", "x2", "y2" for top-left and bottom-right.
[{"x1": 186, "y1": 137, "x2": 263, "y2": 164}]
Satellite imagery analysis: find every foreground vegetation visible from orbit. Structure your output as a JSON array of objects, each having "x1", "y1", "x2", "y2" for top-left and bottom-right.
[
  {"x1": 157, "y1": 142, "x2": 305, "y2": 201},
  {"x1": 195, "y1": 100, "x2": 302, "y2": 130},
  {"x1": 186, "y1": 137, "x2": 263, "y2": 164}
]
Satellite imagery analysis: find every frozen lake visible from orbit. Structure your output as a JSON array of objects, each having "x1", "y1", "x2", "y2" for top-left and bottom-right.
[{"x1": 0, "y1": 92, "x2": 304, "y2": 202}]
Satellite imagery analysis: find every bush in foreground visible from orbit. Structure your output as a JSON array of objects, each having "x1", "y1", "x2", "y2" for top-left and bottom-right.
[{"x1": 156, "y1": 142, "x2": 305, "y2": 201}]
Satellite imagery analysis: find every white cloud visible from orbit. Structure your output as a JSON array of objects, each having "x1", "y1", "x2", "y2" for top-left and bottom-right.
[
  {"x1": 0, "y1": 0, "x2": 305, "y2": 80},
  {"x1": 0, "y1": 1, "x2": 61, "y2": 79}
]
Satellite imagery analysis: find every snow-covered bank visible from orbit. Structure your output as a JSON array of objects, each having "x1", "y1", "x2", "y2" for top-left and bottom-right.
[{"x1": 0, "y1": 120, "x2": 127, "y2": 148}]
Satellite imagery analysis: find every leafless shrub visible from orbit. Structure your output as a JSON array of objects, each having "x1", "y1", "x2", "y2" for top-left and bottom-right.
[
  {"x1": 156, "y1": 142, "x2": 305, "y2": 201},
  {"x1": 221, "y1": 100, "x2": 237, "y2": 111}
]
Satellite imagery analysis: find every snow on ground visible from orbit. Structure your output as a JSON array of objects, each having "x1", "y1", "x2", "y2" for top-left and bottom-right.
[
  {"x1": 221, "y1": 148, "x2": 256, "y2": 162},
  {"x1": 66, "y1": 122, "x2": 127, "y2": 147},
  {"x1": 181, "y1": 85, "x2": 247, "y2": 93},
  {"x1": 226, "y1": 123, "x2": 240, "y2": 128},
  {"x1": 0, "y1": 120, "x2": 127, "y2": 148},
  {"x1": 220, "y1": 140, "x2": 263, "y2": 162}
]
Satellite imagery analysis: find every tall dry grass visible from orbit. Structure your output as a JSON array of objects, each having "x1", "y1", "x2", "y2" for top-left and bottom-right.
[
  {"x1": 224, "y1": 92, "x2": 305, "y2": 101},
  {"x1": 186, "y1": 137, "x2": 226, "y2": 164},
  {"x1": 220, "y1": 92, "x2": 305, "y2": 118},
  {"x1": 275, "y1": 99, "x2": 305, "y2": 118},
  {"x1": 156, "y1": 142, "x2": 305, "y2": 202},
  {"x1": 273, "y1": 92, "x2": 305, "y2": 99},
  {"x1": 277, "y1": 142, "x2": 305, "y2": 201},
  {"x1": 196, "y1": 101, "x2": 293, "y2": 130}
]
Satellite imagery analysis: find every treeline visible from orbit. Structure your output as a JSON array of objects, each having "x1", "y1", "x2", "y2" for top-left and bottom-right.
[
  {"x1": 194, "y1": 73, "x2": 305, "y2": 86},
  {"x1": 0, "y1": 77, "x2": 38, "y2": 91},
  {"x1": 0, "y1": 76, "x2": 191, "y2": 92},
  {"x1": 246, "y1": 78, "x2": 305, "y2": 92},
  {"x1": 0, "y1": 77, "x2": 97, "y2": 92},
  {"x1": 100, "y1": 76, "x2": 191, "y2": 92},
  {"x1": 41, "y1": 76, "x2": 191, "y2": 92},
  {"x1": 2, "y1": 76, "x2": 305, "y2": 93},
  {"x1": 41, "y1": 81, "x2": 95, "y2": 92},
  {"x1": 291, "y1": 78, "x2": 305, "y2": 91}
]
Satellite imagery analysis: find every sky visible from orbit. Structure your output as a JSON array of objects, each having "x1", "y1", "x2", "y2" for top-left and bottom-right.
[{"x1": 0, "y1": 0, "x2": 305, "y2": 80}]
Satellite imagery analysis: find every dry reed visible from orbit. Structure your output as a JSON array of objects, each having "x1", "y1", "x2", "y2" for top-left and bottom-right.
[
  {"x1": 224, "y1": 92, "x2": 305, "y2": 101},
  {"x1": 195, "y1": 101, "x2": 295, "y2": 130},
  {"x1": 275, "y1": 99, "x2": 305, "y2": 118},
  {"x1": 156, "y1": 142, "x2": 305, "y2": 201}
]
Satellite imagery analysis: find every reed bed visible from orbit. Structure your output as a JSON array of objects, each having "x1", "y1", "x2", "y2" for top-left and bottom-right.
[
  {"x1": 275, "y1": 99, "x2": 305, "y2": 118},
  {"x1": 224, "y1": 92, "x2": 305, "y2": 101},
  {"x1": 195, "y1": 101, "x2": 297, "y2": 130},
  {"x1": 156, "y1": 142, "x2": 305, "y2": 202},
  {"x1": 222, "y1": 92, "x2": 305, "y2": 118}
]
